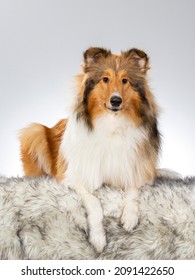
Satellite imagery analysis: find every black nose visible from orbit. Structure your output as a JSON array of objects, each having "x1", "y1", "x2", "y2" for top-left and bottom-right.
[{"x1": 110, "y1": 95, "x2": 122, "y2": 107}]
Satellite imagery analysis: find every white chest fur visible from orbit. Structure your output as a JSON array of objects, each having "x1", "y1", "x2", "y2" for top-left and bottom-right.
[{"x1": 60, "y1": 114, "x2": 147, "y2": 193}]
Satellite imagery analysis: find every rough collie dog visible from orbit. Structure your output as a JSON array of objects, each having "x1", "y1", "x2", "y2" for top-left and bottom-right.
[{"x1": 20, "y1": 47, "x2": 161, "y2": 253}]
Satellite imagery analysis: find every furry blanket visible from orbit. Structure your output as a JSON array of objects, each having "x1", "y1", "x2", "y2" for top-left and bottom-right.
[{"x1": 0, "y1": 175, "x2": 195, "y2": 260}]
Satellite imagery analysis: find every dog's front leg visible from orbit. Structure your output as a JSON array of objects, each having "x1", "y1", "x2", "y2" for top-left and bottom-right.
[
  {"x1": 120, "y1": 186, "x2": 140, "y2": 232},
  {"x1": 76, "y1": 186, "x2": 106, "y2": 253}
]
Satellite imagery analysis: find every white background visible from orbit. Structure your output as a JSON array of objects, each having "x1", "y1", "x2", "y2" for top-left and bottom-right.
[{"x1": 0, "y1": 0, "x2": 194, "y2": 177}]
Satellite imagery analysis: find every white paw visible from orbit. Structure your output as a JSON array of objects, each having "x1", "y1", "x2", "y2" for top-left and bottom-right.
[
  {"x1": 89, "y1": 231, "x2": 106, "y2": 253},
  {"x1": 121, "y1": 207, "x2": 139, "y2": 232}
]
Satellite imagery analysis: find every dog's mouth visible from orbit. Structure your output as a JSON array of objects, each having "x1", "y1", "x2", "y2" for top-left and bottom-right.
[{"x1": 104, "y1": 103, "x2": 122, "y2": 113}]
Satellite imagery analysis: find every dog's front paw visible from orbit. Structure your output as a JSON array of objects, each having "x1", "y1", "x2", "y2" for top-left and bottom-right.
[
  {"x1": 89, "y1": 230, "x2": 106, "y2": 253},
  {"x1": 120, "y1": 206, "x2": 139, "y2": 232}
]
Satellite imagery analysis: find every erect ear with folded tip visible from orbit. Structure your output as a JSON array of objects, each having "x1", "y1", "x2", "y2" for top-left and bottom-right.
[
  {"x1": 123, "y1": 48, "x2": 150, "y2": 73},
  {"x1": 83, "y1": 47, "x2": 111, "y2": 72}
]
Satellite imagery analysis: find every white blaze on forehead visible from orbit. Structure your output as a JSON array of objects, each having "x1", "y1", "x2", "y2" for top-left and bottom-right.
[
  {"x1": 112, "y1": 91, "x2": 121, "y2": 97},
  {"x1": 115, "y1": 55, "x2": 120, "y2": 71}
]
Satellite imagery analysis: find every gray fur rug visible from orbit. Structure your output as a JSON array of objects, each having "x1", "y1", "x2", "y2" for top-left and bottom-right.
[{"x1": 0, "y1": 175, "x2": 195, "y2": 260}]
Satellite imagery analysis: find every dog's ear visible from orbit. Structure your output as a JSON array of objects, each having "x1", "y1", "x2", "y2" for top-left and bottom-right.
[
  {"x1": 123, "y1": 48, "x2": 150, "y2": 73},
  {"x1": 83, "y1": 47, "x2": 111, "y2": 71}
]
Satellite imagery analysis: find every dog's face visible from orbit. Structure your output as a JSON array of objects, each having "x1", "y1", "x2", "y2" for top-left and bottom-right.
[{"x1": 76, "y1": 47, "x2": 157, "y2": 129}]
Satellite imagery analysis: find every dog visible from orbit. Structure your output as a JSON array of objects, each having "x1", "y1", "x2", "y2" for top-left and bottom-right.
[{"x1": 19, "y1": 47, "x2": 161, "y2": 253}]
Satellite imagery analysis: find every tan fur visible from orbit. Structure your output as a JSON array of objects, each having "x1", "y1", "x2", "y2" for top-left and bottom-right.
[
  {"x1": 20, "y1": 119, "x2": 67, "y2": 177},
  {"x1": 56, "y1": 152, "x2": 67, "y2": 181}
]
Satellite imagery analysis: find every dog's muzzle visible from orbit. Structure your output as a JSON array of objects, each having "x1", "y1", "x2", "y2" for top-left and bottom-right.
[{"x1": 109, "y1": 95, "x2": 122, "y2": 111}]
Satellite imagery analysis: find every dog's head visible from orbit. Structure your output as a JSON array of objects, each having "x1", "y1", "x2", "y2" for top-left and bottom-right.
[{"x1": 76, "y1": 47, "x2": 158, "y2": 130}]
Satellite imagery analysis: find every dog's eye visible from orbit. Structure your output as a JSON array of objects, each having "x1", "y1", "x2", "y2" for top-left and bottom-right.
[
  {"x1": 122, "y1": 78, "x2": 128, "y2": 84},
  {"x1": 103, "y1": 77, "x2": 109, "y2": 83}
]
